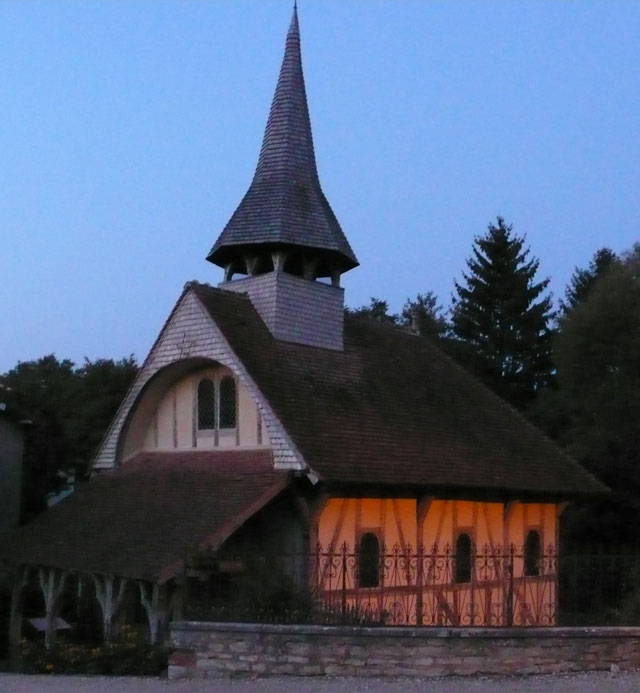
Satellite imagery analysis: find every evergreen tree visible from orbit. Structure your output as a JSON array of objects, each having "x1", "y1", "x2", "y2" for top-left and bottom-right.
[
  {"x1": 451, "y1": 217, "x2": 554, "y2": 409},
  {"x1": 560, "y1": 247, "x2": 619, "y2": 316}
]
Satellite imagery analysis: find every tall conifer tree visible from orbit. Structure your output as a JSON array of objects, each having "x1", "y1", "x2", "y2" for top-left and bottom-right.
[{"x1": 451, "y1": 217, "x2": 554, "y2": 409}]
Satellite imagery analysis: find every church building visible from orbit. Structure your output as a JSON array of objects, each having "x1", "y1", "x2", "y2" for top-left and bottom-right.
[{"x1": 4, "y1": 7, "x2": 605, "y2": 649}]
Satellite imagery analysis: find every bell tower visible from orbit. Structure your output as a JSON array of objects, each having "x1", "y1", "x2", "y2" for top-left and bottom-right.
[{"x1": 207, "y1": 6, "x2": 358, "y2": 350}]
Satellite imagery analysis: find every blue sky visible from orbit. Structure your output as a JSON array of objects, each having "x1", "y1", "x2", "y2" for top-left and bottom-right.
[{"x1": 1, "y1": 1, "x2": 639, "y2": 372}]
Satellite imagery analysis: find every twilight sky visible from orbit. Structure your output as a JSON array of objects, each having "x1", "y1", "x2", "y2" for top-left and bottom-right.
[{"x1": 1, "y1": 1, "x2": 639, "y2": 372}]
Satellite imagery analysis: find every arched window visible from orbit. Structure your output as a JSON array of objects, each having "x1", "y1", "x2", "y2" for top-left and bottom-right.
[
  {"x1": 455, "y1": 533, "x2": 472, "y2": 583},
  {"x1": 197, "y1": 379, "x2": 216, "y2": 430},
  {"x1": 358, "y1": 533, "x2": 380, "y2": 588},
  {"x1": 524, "y1": 530, "x2": 541, "y2": 577},
  {"x1": 219, "y1": 377, "x2": 237, "y2": 429}
]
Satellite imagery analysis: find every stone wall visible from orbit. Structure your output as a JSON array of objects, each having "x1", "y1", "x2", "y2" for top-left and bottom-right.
[{"x1": 169, "y1": 622, "x2": 640, "y2": 679}]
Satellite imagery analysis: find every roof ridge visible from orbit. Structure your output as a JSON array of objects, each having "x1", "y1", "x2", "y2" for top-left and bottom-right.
[{"x1": 189, "y1": 280, "x2": 254, "y2": 301}]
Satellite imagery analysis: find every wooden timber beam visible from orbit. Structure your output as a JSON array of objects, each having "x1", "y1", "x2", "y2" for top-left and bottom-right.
[
  {"x1": 415, "y1": 496, "x2": 434, "y2": 626},
  {"x1": 416, "y1": 495, "x2": 434, "y2": 550}
]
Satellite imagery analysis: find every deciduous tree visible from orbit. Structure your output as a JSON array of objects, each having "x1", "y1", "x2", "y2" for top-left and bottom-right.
[
  {"x1": 0, "y1": 355, "x2": 138, "y2": 521},
  {"x1": 401, "y1": 292, "x2": 448, "y2": 340},
  {"x1": 537, "y1": 244, "x2": 640, "y2": 548},
  {"x1": 346, "y1": 298, "x2": 398, "y2": 324}
]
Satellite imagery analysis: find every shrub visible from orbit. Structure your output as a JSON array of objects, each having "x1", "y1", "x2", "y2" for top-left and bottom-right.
[{"x1": 18, "y1": 626, "x2": 167, "y2": 675}]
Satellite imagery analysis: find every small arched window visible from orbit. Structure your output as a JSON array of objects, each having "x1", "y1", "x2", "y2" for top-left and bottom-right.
[
  {"x1": 524, "y1": 530, "x2": 541, "y2": 577},
  {"x1": 219, "y1": 377, "x2": 237, "y2": 429},
  {"x1": 358, "y1": 533, "x2": 380, "y2": 588},
  {"x1": 197, "y1": 379, "x2": 216, "y2": 430},
  {"x1": 455, "y1": 533, "x2": 472, "y2": 583}
]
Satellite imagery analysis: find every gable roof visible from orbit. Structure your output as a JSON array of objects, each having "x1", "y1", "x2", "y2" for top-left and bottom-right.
[
  {"x1": 207, "y1": 6, "x2": 358, "y2": 273},
  {"x1": 190, "y1": 282, "x2": 606, "y2": 499},
  {"x1": 1, "y1": 450, "x2": 289, "y2": 582}
]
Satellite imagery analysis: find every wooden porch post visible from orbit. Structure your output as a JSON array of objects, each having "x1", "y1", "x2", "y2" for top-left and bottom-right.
[
  {"x1": 8, "y1": 566, "x2": 29, "y2": 664},
  {"x1": 139, "y1": 582, "x2": 168, "y2": 645},
  {"x1": 38, "y1": 568, "x2": 68, "y2": 650},
  {"x1": 92, "y1": 574, "x2": 127, "y2": 643}
]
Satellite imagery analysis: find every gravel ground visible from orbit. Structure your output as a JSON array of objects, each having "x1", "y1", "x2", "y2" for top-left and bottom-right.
[{"x1": 1, "y1": 671, "x2": 640, "y2": 692}]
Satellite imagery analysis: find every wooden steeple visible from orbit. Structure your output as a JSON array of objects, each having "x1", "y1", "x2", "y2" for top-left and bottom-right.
[{"x1": 207, "y1": 5, "x2": 358, "y2": 286}]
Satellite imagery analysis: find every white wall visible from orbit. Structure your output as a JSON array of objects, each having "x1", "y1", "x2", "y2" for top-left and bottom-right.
[{"x1": 135, "y1": 365, "x2": 265, "y2": 454}]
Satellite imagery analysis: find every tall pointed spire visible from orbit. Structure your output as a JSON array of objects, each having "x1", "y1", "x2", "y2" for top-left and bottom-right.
[
  {"x1": 254, "y1": 5, "x2": 319, "y2": 187},
  {"x1": 207, "y1": 5, "x2": 358, "y2": 282}
]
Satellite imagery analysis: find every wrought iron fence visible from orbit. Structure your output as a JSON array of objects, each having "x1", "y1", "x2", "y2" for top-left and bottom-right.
[
  {"x1": 309, "y1": 543, "x2": 556, "y2": 627},
  {"x1": 185, "y1": 544, "x2": 640, "y2": 628}
]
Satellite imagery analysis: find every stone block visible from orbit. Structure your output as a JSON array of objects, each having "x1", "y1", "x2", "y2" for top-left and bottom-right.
[
  {"x1": 229, "y1": 640, "x2": 250, "y2": 653},
  {"x1": 167, "y1": 665, "x2": 192, "y2": 680},
  {"x1": 324, "y1": 664, "x2": 354, "y2": 676},
  {"x1": 271, "y1": 663, "x2": 298, "y2": 675},
  {"x1": 169, "y1": 649, "x2": 196, "y2": 666}
]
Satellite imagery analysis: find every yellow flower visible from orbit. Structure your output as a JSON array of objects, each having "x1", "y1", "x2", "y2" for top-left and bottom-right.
[{"x1": 45, "y1": 663, "x2": 54, "y2": 672}]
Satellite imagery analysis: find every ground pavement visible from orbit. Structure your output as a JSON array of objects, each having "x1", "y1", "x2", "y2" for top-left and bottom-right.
[{"x1": 1, "y1": 671, "x2": 640, "y2": 692}]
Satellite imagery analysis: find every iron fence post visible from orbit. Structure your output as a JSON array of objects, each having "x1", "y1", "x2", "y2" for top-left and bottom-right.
[
  {"x1": 341, "y1": 542, "x2": 347, "y2": 623},
  {"x1": 416, "y1": 544, "x2": 424, "y2": 626},
  {"x1": 506, "y1": 544, "x2": 514, "y2": 626}
]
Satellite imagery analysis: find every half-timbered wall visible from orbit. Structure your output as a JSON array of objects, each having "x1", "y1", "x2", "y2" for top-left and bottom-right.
[
  {"x1": 317, "y1": 499, "x2": 557, "y2": 554},
  {"x1": 316, "y1": 498, "x2": 417, "y2": 553},
  {"x1": 315, "y1": 498, "x2": 558, "y2": 626}
]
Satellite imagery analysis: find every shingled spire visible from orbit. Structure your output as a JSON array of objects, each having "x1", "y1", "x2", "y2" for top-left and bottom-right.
[{"x1": 207, "y1": 5, "x2": 358, "y2": 285}]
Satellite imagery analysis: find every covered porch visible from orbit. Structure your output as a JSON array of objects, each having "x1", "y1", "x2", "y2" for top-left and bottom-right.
[{"x1": 1, "y1": 450, "x2": 292, "y2": 657}]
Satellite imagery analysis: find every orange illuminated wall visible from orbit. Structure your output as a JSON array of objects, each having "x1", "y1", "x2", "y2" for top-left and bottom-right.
[
  {"x1": 316, "y1": 498, "x2": 557, "y2": 553},
  {"x1": 313, "y1": 498, "x2": 559, "y2": 626}
]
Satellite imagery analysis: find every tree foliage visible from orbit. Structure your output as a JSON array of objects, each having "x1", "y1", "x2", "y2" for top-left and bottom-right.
[
  {"x1": 552, "y1": 245, "x2": 640, "y2": 490},
  {"x1": 560, "y1": 247, "x2": 619, "y2": 317},
  {"x1": 345, "y1": 298, "x2": 398, "y2": 324},
  {"x1": 0, "y1": 355, "x2": 138, "y2": 521},
  {"x1": 451, "y1": 217, "x2": 554, "y2": 409},
  {"x1": 346, "y1": 293, "x2": 449, "y2": 341},
  {"x1": 533, "y1": 244, "x2": 640, "y2": 548},
  {"x1": 401, "y1": 292, "x2": 448, "y2": 340}
]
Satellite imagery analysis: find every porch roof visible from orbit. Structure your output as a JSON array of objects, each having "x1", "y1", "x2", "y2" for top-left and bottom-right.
[{"x1": 1, "y1": 450, "x2": 289, "y2": 583}]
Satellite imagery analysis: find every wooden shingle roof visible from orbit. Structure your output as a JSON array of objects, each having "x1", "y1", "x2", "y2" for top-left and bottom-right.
[
  {"x1": 207, "y1": 6, "x2": 358, "y2": 273},
  {"x1": 1, "y1": 451, "x2": 289, "y2": 582},
  {"x1": 192, "y1": 282, "x2": 606, "y2": 499}
]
